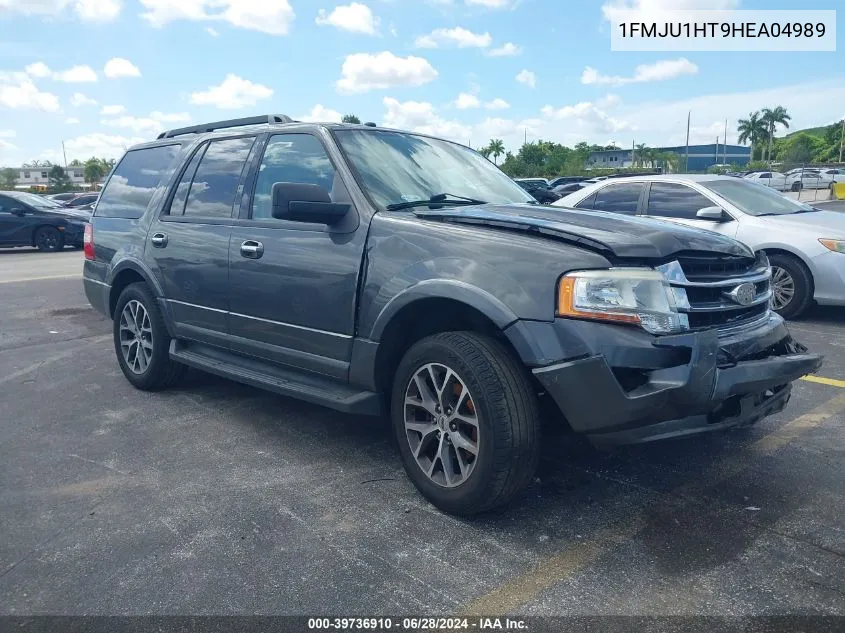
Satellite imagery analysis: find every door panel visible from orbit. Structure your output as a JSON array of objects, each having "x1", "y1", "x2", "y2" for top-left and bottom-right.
[
  {"x1": 228, "y1": 132, "x2": 365, "y2": 378},
  {"x1": 147, "y1": 136, "x2": 256, "y2": 347},
  {"x1": 644, "y1": 182, "x2": 739, "y2": 239}
]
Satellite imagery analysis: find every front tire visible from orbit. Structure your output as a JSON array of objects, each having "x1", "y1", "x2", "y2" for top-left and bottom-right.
[
  {"x1": 34, "y1": 226, "x2": 64, "y2": 252},
  {"x1": 391, "y1": 332, "x2": 541, "y2": 515},
  {"x1": 113, "y1": 283, "x2": 185, "y2": 390},
  {"x1": 769, "y1": 254, "x2": 812, "y2": 319}
]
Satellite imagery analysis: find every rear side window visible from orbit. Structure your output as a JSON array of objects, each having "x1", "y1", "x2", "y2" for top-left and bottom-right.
[
  {"x1": 582, "y1": 182, "x2": 643, "y2": 215},
  {"x1": 166, "y1": 144, "x2": 206, "y2": 216},
  {"x1": 182, "y1": 137, "x2": 255, "y2": 219},
  {"x1": 646, "y1": 183, "x2": 714, "y2": 219},
  {"x1": 95, "y1": 145, "x2": 182, "y2": 218}
]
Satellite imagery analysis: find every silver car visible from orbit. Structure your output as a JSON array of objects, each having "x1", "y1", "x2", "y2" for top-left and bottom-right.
[{"x1": 553, "y1": 174, "x2": 845, "y2": 318}]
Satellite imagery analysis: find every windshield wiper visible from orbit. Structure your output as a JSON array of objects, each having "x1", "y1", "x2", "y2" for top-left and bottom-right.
[{"x1": 385, "y1": 192, "x2": 487, "y2": 211}]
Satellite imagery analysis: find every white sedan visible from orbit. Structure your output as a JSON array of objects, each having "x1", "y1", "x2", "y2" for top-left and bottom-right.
[
  {"x1": 743, "y1": 171, "x2": 788, "y2": 191},
  {"x1": 817, "y1": 168, "x2": 845, "y2": 183},
  {"x1": 785, "y1": 171, "x2": 834, "y2": 191}
]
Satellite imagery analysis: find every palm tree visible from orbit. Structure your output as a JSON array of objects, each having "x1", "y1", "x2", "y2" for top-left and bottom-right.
[
  {"x1": 478, "y1": 145, "x2": 493, "y2": 160},
  {"x1": 634, "y1": 143, "x2": 647, "y2": 167},
  {"x1": 737, "y1": 111, "x2": 767, "y2": 162},
  {"x1": 488, "y1": 139, "x2": 505, "y2": 165},
  {"x1": 762, "y1": 106, "x2": 791, "y2": 162},
  {"x1": 341, "y1": 114, "x2": 361, "y2": 124}
]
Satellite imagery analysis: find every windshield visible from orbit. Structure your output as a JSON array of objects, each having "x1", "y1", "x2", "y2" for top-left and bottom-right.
[
  {"x1": 702, "y1": 179, "x2": 815, "y2": 216},
  {"x1": 9, "y1": 192, "x2": 63, "y2": 209},
  {"x1": 334, "y1": 129, "x2": 534, "y2": 210}
]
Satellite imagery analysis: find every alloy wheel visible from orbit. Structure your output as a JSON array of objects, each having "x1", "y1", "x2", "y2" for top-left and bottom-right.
[
  {"x1": 771, "y1": 266, "x2": 795, "y2": 311},
  {"x1": 119, "y1": 300, "x2": 153, "y2": 374},
  {"x1": 404, "y1": 363, "x2": 479, "y2": 488}
]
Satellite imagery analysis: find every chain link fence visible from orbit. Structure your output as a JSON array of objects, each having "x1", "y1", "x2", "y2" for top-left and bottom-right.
[{"x1": 744, "y1": 162, "x2": 844, "y2": 202}]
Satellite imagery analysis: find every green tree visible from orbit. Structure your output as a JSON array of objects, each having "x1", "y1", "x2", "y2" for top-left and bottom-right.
[
  {"x1": 737, "y1": 111, "x2": 767, "y2": 162},
  {"x1": 341, "y1": 114, "x2": 361, "y2": 124},
  {"x1": 762, "y1": 106, "x2": 791, "y2": 161},
  {"x1": 0, "y1": 167, "x2": 18, "y2": 189},
  {"x1": 48, "y1": 165, "x2": 71, "y2": 190},
  {"x1": 488, "y1": 139, "x2": 505, "y2": 165},
  {"x1": 83, "y1": 157, "x2": 106, "y2": 184},
  {"x1": 633, "y1": 143, "x2": 648, "y2": 167},
  {"x1": 779, "y1": 133, "x2": 822, "y2": 164},
  {"x1": 478, "y1": 145, "x2": 493, "y2": 159},
  {"x1": 68, "y1": 159, "x2": 83, "y2": 167}
]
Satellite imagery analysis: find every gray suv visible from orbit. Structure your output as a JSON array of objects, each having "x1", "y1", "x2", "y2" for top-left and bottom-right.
[{"x1": 83, "y1": 114, "x2": 821, "y2": 515}]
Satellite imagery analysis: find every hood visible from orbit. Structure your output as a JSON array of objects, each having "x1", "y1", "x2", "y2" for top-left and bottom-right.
[
  {"x1": 51, "y1": 207, "x2": 92, "y2": 220},
  {"x1": 758, "y1": 210, "x2": 845, "y2": 236},
  {"x1": 414, "y1": 203, "x2": 754, "y2": 260}
]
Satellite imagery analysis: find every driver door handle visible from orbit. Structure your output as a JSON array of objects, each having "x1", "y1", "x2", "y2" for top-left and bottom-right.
[
  {"x1": 151, "y1": 232, "x2": 168, "y2": 248},
  {"x1": 240, "y1": 240, "x2": 264, "y2": 259}
]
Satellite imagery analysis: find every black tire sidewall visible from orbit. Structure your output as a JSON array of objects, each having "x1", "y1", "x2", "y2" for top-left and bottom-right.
[
  {"x1": 35, "y1": 227, "x2": 64, "y2": 252},
  {"x1": 769, "y1": 254, "x2": 812, "y2": 319},
  {"x1": 112, "y1": 283, "x2": 173, "y2": 389},
  {"x1": 391, "y1": 335, "x2": 521, "y2": 514}
]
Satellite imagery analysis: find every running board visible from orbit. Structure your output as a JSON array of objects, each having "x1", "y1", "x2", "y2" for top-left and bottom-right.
[{"x1": 169, "y1": 340, "x2": 381, "y2": 416}]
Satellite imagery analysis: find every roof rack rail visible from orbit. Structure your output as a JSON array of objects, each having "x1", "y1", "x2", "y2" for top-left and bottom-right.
[{"x1": 157, "y1": 114, "x2": 295, "y2": 139}]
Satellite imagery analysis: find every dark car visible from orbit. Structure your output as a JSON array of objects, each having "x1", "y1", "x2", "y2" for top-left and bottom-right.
[
  {"x1": 552, "y1": 182, "x2": 586, "y2": 195},
  {"x1": 83, "y1": 114, "x2": 821, "y2": 515},
  {"x1": 0, "y1": 190, "x2": 88, "y2": 251},
  {"x1": 514, "y1": 178, "x2": 561, "y2": 204},
  {"x1": 48, "y1": 192, "x2": 82, "y2": 203},
  {"x1": 64, "y1": 193, "x2": 99, "y2": 208},
  {"x1": 548, "y1": 176, "x2": 585, "y2": 188}
]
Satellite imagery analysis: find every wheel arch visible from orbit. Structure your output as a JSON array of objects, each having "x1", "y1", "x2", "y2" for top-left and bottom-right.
[{"x1": 107, "y1": 260, "x2": 165, "y2": 319}]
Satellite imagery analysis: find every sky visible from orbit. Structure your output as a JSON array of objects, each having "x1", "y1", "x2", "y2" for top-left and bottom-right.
[{"x1": 0, "y1": 0, "x2": 843, "y2": 165}]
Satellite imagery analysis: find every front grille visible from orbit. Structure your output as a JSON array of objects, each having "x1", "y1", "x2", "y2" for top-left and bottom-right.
[{"x1": 658, "y1": 252, "x2": 773, "y2": 334}]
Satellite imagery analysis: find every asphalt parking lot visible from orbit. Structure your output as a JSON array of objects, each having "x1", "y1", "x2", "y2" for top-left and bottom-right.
[{"x1": 1, "y1": 248, "x2": 844, "y2": 618}]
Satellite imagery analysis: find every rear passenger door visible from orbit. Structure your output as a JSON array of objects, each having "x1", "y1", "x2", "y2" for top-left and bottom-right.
[
  {"x1": 643, "y1": 182, "x2": 739, "y2": 238},
  {"x1": 227, "y1": 132, "x2": 365, "y2": 379},
  {"x1": 574, "y1": 181, "x2": 645, "y2": 215},
  {"x1": 147, "y1": 135, "x2": 257, "y2": 348}
]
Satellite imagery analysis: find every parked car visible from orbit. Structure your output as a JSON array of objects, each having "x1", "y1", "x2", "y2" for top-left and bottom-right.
[
  {"x1": 548, "y1": 176, "x2": 585, "y2": 188},
  {"x1": 785, "y1": 171, "x2": 834, "y2": 191},
  {"x1": 0, "y1": 190, "x2": 87, "y2": 250},
  {"x1": 83, "y1": 115, "x2": 821, "y2": 515},
  {"x1": 514, "y1": 178, "x2": 561, "y2": 203},
  {"x1": 555, "y1": 174, "x2": 845, "y2": 318},
  {"x1": 552, "y1": 182, "x2": 586, "y2": 195},
  {"x1": 47, "y1": 192, "x2": 82, "y2": 203},
  {"x1": 64, "y1": 193, "x2": 99, "y2": 208},
  {"x1": 743, "y1": 171, "x2": 789, "y2": 191},
  {"x1": 816, "y1": 168, "x2": 845, "y2": 184}
]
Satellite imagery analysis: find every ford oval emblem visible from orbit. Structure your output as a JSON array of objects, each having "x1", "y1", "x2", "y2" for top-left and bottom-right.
[{"x1": 727, "y1": 282, "x2": 756, "y2": 306}]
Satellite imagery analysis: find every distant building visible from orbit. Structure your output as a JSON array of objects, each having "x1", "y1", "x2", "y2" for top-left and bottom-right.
[
  {"x1": 586, "y1": 144, "x2": 751, "y2": 171},
  {"x1": 15, "y1": 165, "x2": 87, "y2": 189}
]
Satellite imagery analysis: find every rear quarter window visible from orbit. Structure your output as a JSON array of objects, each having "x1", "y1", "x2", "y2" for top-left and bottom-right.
[{"x1": 95, "y1": 144, "x2": 184, "y2": 219}]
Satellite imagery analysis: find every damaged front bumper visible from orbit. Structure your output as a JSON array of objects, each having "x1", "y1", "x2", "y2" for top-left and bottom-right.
[{"x1": 524, "y1": 314, "x2": 823, "y2": 447}]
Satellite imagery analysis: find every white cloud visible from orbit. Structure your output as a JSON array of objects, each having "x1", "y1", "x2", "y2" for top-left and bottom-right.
[
  {"x1": 485, "y1": 98, "x2": 509, "y2": 110},
  {"x1": 22, "y1": 62, "x2": 98, "y2": 83},
  {"x1": 25, "y1": 62, "x2": 52, "y2": 78},
  {"x1": 104, "y1": 57, "x2": 141, "y2": 79},
  {"x1": 63, "y1": 132, "x2": 146, "y2": 159},
  {"x1": 101, "y1": 104, "x2": 126, "y2": 114},
  {"x1": 150, "y1": 111, "x2": 190, "y2": 123},
  {"x1": 0, "y1": 0, "x2": 121, "y2": 21},
  {"x1": 582, "y1": 58, "x2": 698, "y2": 86},
  {"x1": 206, "y1": 26, "x2": 219, "y2": 36},
  {"x1": 71, "y1": 92, "x2": 97, "y2": 106},
  {"x1": 336, "y1": 51, "x2": 438, "y2": 94},
  {"x1": 298, "y1": 104, "x2": 343, "y2": 123},
  {"x1": 515, "y1": 69, "x2": 536, "y2": 88},
  {"x1": 65, "y1": 117, "x2": 80, "y2": 124},
  {"x1": 54, "y1": 65, "x2": 98, "y2": 83},
  {"x1": 381, "y1": 97, "x2": 470, "y2": 142},
  {"x1": 74, "y1": 0, "x2": 121, "y2": 21},
  {"x1": 189, "y1": 73, "x2": 273, "y2": 109},
  {"x1": 485, "y1": 42, "x2": 520, "y2": 57},
  {"x1": 602, "y1": 0, "x2": 739, "y2": 23},
  {"x1": 541, "y1": 101, "x2": 632, "y2": 134},
  {"x1": 316, "y1": 2, "x2": 379, "y2": 35},
  {"x1": 0, "y1": 129, "x2": 15, "y2": 138},
  {"x1": 597, "y1": 94, "x2": 621, "y2": 108},
  {"x1": 0, "y1": 77, "x2": 60, "y2": 111},
  {"x1": 99, "y1": 111, "x2": 189, "y2": 135},
  {"x1": 140, "y1": 0, "x2": 295, "y2": 36},
  {"x1": 415, "y1": 26, "x2": 491, "y2": 49},
  {"x1": 454, "y1": 92, "x2": 480, "y2": 109}
]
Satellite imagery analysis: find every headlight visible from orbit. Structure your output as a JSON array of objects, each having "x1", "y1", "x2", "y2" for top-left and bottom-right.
[
  {"x1": 819, "y1": 239, "x2": 845, "y2": 253},
  {"x1": 557, "y1": 268, "x2": 689, "y2": 334}
]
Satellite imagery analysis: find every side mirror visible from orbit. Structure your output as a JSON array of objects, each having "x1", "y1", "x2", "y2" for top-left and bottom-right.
[
  {"x1": 696, "y1": 206, "x2": 729, "y2": 221},
  {"x1": 10, "y1": 207, "x2": 26, "y2": 216},
  {"x1": 271, "y1": 182, "x2": 350, "y2": 224}
]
